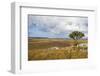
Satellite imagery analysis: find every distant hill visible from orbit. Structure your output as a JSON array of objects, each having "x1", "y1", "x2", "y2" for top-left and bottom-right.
[
  {"x1": 28, "y1": 37, "x2": 88, "y2": 40},
  {"x1": 82, "y1": 37, "x2": 88, "y2": 40},
  {"x1": 28, "y1": 37, "x2": 68, "y2": 40}
]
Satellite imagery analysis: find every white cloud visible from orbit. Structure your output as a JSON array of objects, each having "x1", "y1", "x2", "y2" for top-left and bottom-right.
[{"x1": 28, "y1": 15, "x2": 88, "y2": 38}]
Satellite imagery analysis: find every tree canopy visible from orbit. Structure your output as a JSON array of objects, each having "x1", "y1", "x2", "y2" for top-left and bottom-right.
[{"x1": 69, "y1": 31, "x2": 85, "y2": 40}]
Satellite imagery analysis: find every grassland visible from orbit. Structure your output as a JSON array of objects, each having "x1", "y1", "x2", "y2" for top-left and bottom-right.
[{"x1": 28, "y1": 38, "x2": 88, "y2": 61}]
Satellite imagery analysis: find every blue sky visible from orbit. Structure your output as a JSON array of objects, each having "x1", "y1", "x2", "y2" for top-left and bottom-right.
[{"x1": 28, "y1": 15, "x2": 88, "y2": 38}]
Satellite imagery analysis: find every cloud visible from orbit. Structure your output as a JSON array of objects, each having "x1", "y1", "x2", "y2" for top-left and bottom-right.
[{"x1": 28, "y1": 15, "x2": 88, "y2": 38}]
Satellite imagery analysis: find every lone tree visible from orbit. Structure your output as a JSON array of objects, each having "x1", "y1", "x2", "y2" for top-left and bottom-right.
[{"x1": 69, "y1": 31, "x2": 85, "y2": 47}]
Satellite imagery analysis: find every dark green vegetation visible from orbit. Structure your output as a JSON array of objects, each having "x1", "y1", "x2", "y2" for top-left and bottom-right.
[
  {"x1": 28, "y1": 38, "x2": 88, "y2": 60},
  {"x1": 69, "y1": 31, "x2": 85, "y2": 46}
]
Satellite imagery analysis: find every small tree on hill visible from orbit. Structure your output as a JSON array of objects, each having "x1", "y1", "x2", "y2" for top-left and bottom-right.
[{"x1": 69, "y1": 31, "x2": 85, "y2": 47}]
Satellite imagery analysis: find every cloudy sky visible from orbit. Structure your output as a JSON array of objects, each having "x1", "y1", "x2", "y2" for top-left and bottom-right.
[{"x1": 28, "y1": 15, "x2": 88, "y2": 38}]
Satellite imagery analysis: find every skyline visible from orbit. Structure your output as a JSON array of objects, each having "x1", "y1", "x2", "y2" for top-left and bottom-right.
[{"x1": 28, "y1": 15, "x2": 88, "y2": 39}]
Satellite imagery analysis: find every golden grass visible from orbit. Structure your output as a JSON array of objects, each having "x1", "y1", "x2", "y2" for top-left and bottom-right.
[
  {"x1": 28, "y1": 47, "x2": 88, "y2": 60},
  {"x1": 28, "y1": 38, "x2": 88, "y2": 60}
]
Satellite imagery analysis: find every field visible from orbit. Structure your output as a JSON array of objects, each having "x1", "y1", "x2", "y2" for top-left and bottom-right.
[{"x1": 28, "y1": 38, "x2": 88, "y2": 61}]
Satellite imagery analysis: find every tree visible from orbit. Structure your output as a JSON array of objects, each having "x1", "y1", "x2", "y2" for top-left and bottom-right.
[{"x1": 69, "y1": 31, "x2": 85, "y2": 46}]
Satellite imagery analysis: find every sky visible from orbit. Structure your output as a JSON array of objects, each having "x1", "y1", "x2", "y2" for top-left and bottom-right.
[{"x1": 28, "y1": 15, "x2": 88, "y2": 39}]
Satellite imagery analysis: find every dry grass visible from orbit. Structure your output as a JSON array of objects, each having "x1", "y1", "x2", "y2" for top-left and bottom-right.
[
  {"x1": 28, "y1": 38, "x2": 88, "y2": 61},
  {"x1": 28, "y1": 47, "x2": 88, "y2": 60}
]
